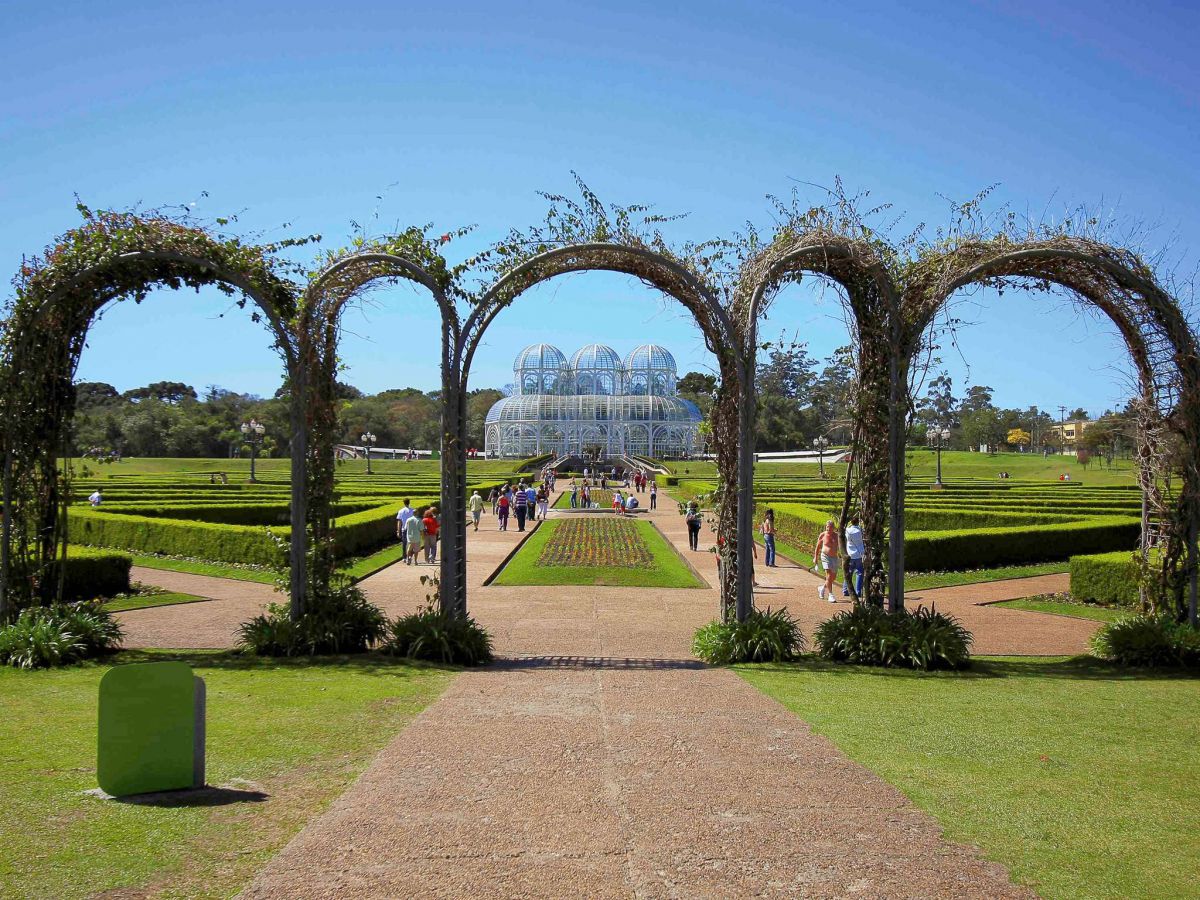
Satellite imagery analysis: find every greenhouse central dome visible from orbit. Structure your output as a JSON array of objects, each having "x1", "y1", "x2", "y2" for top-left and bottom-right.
[{"x1": 484, "y1": 343, "x2": 704, "y2": 459}]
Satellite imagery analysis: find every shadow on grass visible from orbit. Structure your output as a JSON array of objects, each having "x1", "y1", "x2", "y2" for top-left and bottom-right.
[
  {"x1": 738, "y1": 654, "x2": 1200, "y2": 682},
  {"x1": 101, "y1": 649, "x2": 459, "y2": 676},
  {"x1": 116, "y1": 785, "x2": 269, "y2": 807},
  {"x1": 495, "y1": 655, "x2": 707, "y2": 671}
]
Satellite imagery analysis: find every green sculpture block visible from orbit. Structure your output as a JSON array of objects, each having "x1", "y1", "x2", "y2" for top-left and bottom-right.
[{"x1": 97, "y1": 661, "x2": 206, "y2": 797}]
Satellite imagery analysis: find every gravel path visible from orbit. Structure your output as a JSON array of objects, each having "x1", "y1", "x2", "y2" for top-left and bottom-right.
[{"x1": 238, "y1": 500, "x2": 1042, "y2": 898}]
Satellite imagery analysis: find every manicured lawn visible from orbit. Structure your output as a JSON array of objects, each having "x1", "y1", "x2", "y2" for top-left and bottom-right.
[
  {"x1": 750, "y1": 534, "x2": 1071, "y2": 591},
  {"x1": 739, "y1": 656, "x2": 1200, "y2": 900},
  {"x1": 131, "y1": 553, "x2": 278, "y2": 584},
  {"x1": 339, "y1": 542, "x2": 410, "y2": 581},
  {"x1": 905, "y1": 562, "x2": 1070, "y2": 590},
  {"x1": 103, "y1": 591, "x2": 207, "y2": 613},
  {"x1": 0, "y1": 650, "x2": 452, "y2": 899},
  {"x1": 130, "y1": 543, "x2": 409, "y2": 586},
  {"x1": 995, "y1": 596, "x2": 1125, "y2": 622},
  {"x1": 493, "y1": 517, "x2": 704, "y2": 588}
]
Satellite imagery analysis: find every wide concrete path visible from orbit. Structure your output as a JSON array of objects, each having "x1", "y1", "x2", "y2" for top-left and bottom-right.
[{"x1": 241, "y1": 499, "x2": 1035, "y2": 898}]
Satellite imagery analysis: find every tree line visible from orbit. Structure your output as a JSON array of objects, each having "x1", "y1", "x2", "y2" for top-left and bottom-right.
[{"x1": 70, "y1": 380, "x2": 504, "y2": 458}]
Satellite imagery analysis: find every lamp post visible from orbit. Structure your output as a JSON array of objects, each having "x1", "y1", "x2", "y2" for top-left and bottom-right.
[
  {"x1": 812, "y1": 435, "x2": 830, "y2": 479},
  {"x1": 362, "y1": 431, "x2": 377, "y2": 475},
  {"x1": 240, "y1": 419, "x2": 265, "y2": 483},
  {"x1": 929, "y1": 426, "x2": 951, "y2": 489}
]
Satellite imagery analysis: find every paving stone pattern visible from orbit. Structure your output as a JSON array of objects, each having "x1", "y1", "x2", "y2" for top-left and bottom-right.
[{"x1": 231, "y1": 499, "x2": 1055, "y2": 898}]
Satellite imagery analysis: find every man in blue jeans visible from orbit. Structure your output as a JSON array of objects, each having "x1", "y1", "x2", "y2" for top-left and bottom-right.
[{"x1": 843, "y1": 514, "x2": 866, "y2": 598}]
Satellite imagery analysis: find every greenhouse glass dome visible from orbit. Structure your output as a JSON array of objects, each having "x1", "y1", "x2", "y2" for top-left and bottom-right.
[{"x1": 484, "y1": 343, "x2": 704, "y2": 458}]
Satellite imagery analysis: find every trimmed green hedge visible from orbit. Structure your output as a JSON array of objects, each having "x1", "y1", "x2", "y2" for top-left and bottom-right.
[
  {"x1": 1070, "y1": 551, "x2": 1141, "y2": 607},
  {"x1": 905, "y1": 517, "x2": 1139, "y2": 570},
  {"x1": 99, "y1": 501, "x2": 378, "y2": 526},
  {"x1": 49, "y1": 549, "x2": 133, "y2": 600},
  {"x1": 69, "y1": 509, "x2": 284, "y2": 567}
]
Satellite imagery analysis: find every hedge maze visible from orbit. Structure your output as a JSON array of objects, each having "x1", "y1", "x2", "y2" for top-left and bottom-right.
[
  {"x1": 67, "y1": 459, "x2": 530, "y2": 572},
  {"x1": 673, "y1": 474, "x2": 1142, "y2": 572}
]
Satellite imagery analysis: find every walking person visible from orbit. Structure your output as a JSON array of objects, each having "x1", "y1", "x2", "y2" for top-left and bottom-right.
[
  {"x1": 612, "y1": 490, "x2": 625, "y2": 515},
  {"x1": 649, "y1": 481, "x2": 657, "y2": 510},
  {"x1": 497, "y1": 490, "x2": 510, "y2": 530},
  {"x1": 423, "y1": 507, "x2": 440, "y2": 563},
  {"x1": 570, "y1": 480, "x2": 579, "y2": 509},
  {"x1": 843, "y1": 515, "x2": 866, "y2": 598},
  {"x1": 488, "y1": 486, "x2": 499, "y2": 516},
  {"x1": 468, "y1": 490, "x2": 484, "y2": 532},
  {"x1": 761, "y1": 509, "x2": 777, "y2": 567},
  {"x1": 685, "y1": 501, "x2": 702, "y2": 551},
  {"x1": 526, "y1": 484, "x2": 538, "y2": 520},
  {"x1": 405, "y1": 507, "x2": 425, "y2": 565},
  {"x1": 536, "y1": 485, "x2": 549, "y2": 520},
  {"x1": 396, "y1": 497, "x2": 414, "y2": 557},
  {"x1": 513, "y1": 484, "x2": 528, "y2": 531},
  {"x1": 813, "y1": 519, "x2": 840, "y2": 602}
]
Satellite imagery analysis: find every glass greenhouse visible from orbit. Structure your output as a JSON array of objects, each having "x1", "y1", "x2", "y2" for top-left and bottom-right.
[{"x1": 484, "y1": 343, "x2": 704, "y2": 458}]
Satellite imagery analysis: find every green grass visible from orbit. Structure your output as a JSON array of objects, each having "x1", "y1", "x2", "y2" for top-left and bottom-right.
[
  {"x1": 739, "y1": 656, "x2": 1200, "y2": 900},
  {"x1": 103, "y1": 591, "x2": 207, "y2": 613},
  {"x1": 493, "y1": 518, "x2": 705, "y2": 588},
  {"x1": 995, "y1": 597, "x2": 1125, "y2": 622},
  {"x1": 130, "y1": 553, "x2": 278, "y2": 584},
  {"x1": 0, "y1": 650, "x2": 452, "y2": 900},
  {"x1": 669, "y1": 449, "x2": 1137, "y2": 486},
  {"x1": 130, "y1": 542, "x2": 408, "y2": 586},
  {"x1": 339, "y1": 542, "x2": 409, "y2": 582},
  {"x1": 749, "y1": 534, "x2": 1068, "y2": 592},
  {"x1": 905, "y1": 562, "x2": 1070, "y2": 590}
]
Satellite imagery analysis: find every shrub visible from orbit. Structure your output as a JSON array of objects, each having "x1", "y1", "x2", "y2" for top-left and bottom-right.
[
  {"x1": 815, "y1": 603, "x2": 972, "y2": 670},
  {"x1": 49, "y1": 550, "x2": 132, "y2": 601},
  {"x1": 692, "y1": 607, "x2": 805, "y2": 665},
  {"x1": 1090, "y1": 615, "x2": 1199, "y2": 668},
  {"x1": 903, "y1": 517, "x2": 1140, "y2": 570},
  {"x1": 383, "y1": 607, "x2": 494, "y2": 665},
  {"x1": 0, "y1": 602, "x2": 123, "y2": 669},
  {"x1": 238, "y1": 580, "x2": 388, "y2": 656},
  {"x1": 1071, "y1": 551, "x2": 1141, "y2": 607},
  {"x1": 70, "y1": 509, "x2": 284, "y2": 567}
]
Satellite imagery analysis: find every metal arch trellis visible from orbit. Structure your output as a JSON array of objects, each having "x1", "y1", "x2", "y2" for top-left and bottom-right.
[
  {"x1": 733, "y1": 230, "x2": 903, "y2": 609},
  {"x1": 299, "y1": 249, "x2": 462, "y2": 618},
  {"x1": 0, "y1": 213, "x2": 304, "y2": 620},
  {"x1": 896, "y1": 236, "x2": 1200, "y2": 624},
  {"x1": 457, "y1": 242, "x2": 755, "y2": 620},
  {"x1": 4, "y1": 203, "x2": 1199, "y2": 634}
]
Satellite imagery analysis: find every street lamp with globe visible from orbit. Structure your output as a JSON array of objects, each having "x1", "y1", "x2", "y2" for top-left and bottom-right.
[
  {"x1": 812, "y1": 435, "x2": 830, "y2": 479},
  {"x1": 240, "y1": 419, "x2": 266, "y2": 483},
  {"x1": 362, "y1": 431, "x2": 377, "y2": 475},
  {"x1": 928, "y1": 426, "x2": 952, "y2": 489}
]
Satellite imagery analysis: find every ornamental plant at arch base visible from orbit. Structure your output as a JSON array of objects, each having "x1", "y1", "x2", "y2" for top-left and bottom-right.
[{"x1": 2, "y1": 182, "x2": 1199, "y2": 632}]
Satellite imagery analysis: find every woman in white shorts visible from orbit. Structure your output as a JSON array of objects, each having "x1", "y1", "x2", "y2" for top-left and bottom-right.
[{"x1": 812, "y1": 519, "x2": 840, "y2": 602}]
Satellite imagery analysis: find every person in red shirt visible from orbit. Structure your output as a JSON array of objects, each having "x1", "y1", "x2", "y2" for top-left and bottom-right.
[{"x1": 423, "y1": 508, "x2": 440, "y2": 563}]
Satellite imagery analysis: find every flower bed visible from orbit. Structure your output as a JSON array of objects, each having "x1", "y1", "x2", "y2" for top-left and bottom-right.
[{"x1": 537, "y1": 517, "x2": 652, "y2": 569}]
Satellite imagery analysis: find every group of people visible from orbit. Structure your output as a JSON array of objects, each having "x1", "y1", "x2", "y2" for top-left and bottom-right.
[
  {"x1": 487, "y1": 482, "x2": 550, "y2": 532},
  {"x1": 394, "y1": 499, "x2": 442, "y2": 565},
  {"x1": 753, "y1": 508, "x2": 867, "y2": 603},
  {"x1": 399, "y1": 470, "x2": 878, "y2": 610}
]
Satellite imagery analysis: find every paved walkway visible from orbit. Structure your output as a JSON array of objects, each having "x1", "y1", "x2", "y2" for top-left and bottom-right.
[
  {"x1": 236, "y1": 500, "x2": 1043, "y2": 898},
  {"x1": 120, "y1": 509, "x2": 1094, "y2": 657}
]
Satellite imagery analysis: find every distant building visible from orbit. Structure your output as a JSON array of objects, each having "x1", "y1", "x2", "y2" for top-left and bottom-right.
[
  {"x1": 484, "y1": 343, "x2": 704, "y2": 458},
  {"x1": 1049, "y1": 419, "x2": 1093, "y2": 450}
]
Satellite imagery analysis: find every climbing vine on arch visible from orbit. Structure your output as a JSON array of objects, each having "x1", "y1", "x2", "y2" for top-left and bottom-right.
[{"x1": 0, "y1": 205, "x2": 305, "y2": 618}]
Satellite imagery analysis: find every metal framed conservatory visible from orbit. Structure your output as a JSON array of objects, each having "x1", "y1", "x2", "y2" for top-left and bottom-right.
[{"x1": 484, "y1": 343, "x2": 704, "y2": 458}]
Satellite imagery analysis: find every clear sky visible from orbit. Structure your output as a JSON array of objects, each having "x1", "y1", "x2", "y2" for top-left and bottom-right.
[{"x1": 2, "y1": 0, "x2": 1196, "y2": 416}]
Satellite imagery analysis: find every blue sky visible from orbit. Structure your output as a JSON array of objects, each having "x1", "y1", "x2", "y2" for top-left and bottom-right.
[{"x1": 2, "y1": 0, "x2": 1196, "y2": 416}]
